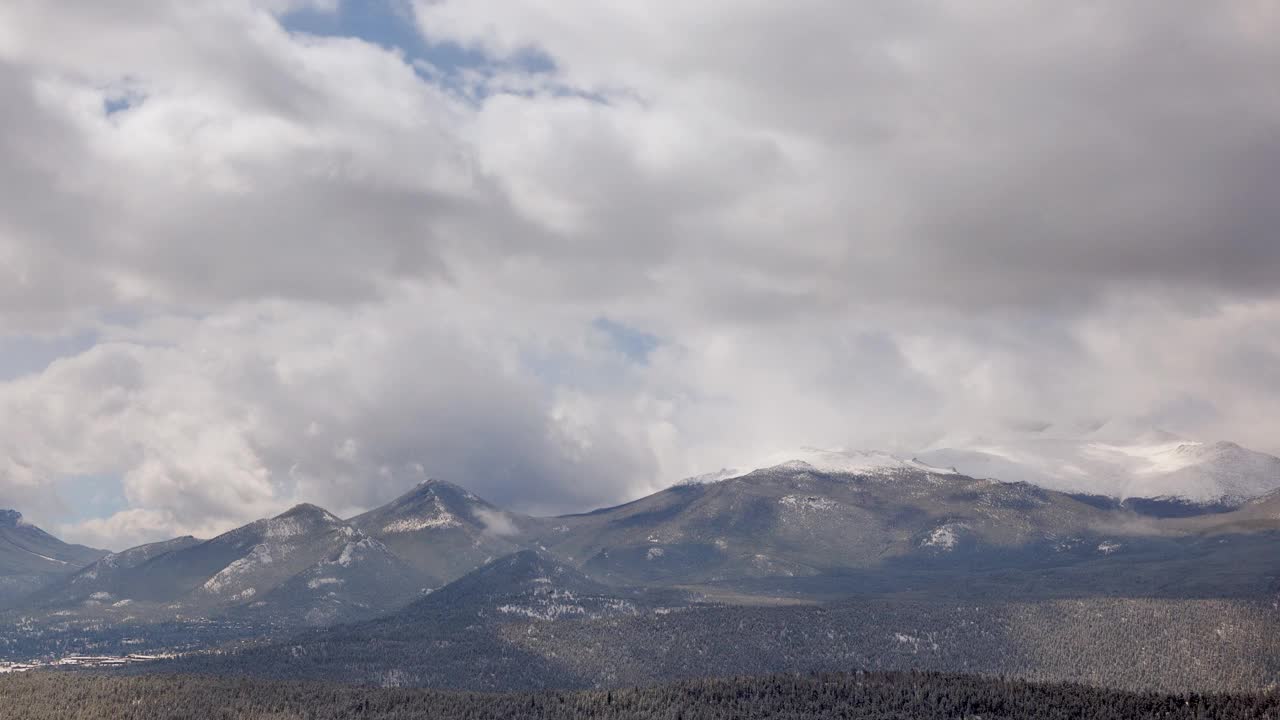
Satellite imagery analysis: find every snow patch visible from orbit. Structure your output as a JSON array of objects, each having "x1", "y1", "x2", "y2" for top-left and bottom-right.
[
  {"x1": 382, "y1": 497, "x2": 462, "y2": 532},
  {"x1": 263, "y1": 517, "x2": 320, "y2": 539},
  {"x1": 496, "y1": 598, "x2": 637, "y2": 621},
  {"x1": 921, "y1": 523, "x2": 967, "y2": 551},
  {"x1": 779, "y1": 495, "x2": 838, "y2": 512},
  {"x1": 203, "y1": 544, "x2": 272, "y2": 594},
  {"x1": 20, "y1": 548, "x2": 70, "y2": 565}
]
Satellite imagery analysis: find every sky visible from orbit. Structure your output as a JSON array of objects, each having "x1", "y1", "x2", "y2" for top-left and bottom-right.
[{"x1": 1, "y1": 0, "x2": 1278, "y2": 549}]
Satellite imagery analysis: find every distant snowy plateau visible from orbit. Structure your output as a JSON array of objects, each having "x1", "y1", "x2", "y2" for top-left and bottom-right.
[{"x1": 696, "y1": 431, "x2": 1280, "y2": 506}]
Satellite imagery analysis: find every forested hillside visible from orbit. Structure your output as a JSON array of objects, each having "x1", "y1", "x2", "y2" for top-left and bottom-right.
[
  {"x1": 164, "y1": 595, "x2": 1280, "y2": 694},
  {"x1": 2, "y1": 671, "x2": 1278, "y2": 719}
]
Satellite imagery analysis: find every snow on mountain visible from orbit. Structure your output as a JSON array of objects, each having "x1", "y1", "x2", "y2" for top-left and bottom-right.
[
  {"x1": 1122, "y1": 441, "x2": 1280, "y2": 502},
  {"x1": 350, "y1": 479, "x2": 524, "y2": 586},
  {"x1": 194, "y1": 504, "x2": 357, "y2": 602},
  {"x1": 238, "y1": 532, "x2": 426, "y2": 626},
  {"x1": 31, "y1": 502, "x2": 365, "y2": 613},
  {"x1": 919, "y1": 432, "x2": 1280, "y2": 504},
  {"x1": 404, "y1": 550, "x2": 644, "y2": 623},
  {"x1": 678, "y1": 448, "x2": 956, "y2": 486}
]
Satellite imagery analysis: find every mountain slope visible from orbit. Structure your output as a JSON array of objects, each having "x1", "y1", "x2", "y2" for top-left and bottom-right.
[
  {"x1": 233, "y1": 534, "x2": 426, "y2": 626},
  {"x1": 131, "y1": 503, "x2": 360, "y2": 608},
  {"x1": 171, "y1": 549, "x2": 667, "y2": 690},
  {"x1": 1174, "y1": 488, "x2": 1280, "y2": 535},
  {"x1": 349, "y1": 480, "x2": 525, "y2": 587},
  {"x1": 31, "y1": 535, "x2": 204, "y2": 608},
  {"x1": 0, "y1": 510, "x2": 106, "y2": 605},
  {"x1": 22, "y1": 504, "x2": 390, "y2": 621},
  {"x1": 399, "y1": 549, "x2": 659, "y2": 623},
  {"x1": 166, "y1": 575, "x2": 1280, "y2": 694},
  {"x1": 530, "y1": 458, "x2": 1137, "y2": 586}
]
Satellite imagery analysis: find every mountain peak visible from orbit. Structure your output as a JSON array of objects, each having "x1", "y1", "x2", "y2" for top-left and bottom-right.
[
  {"x1": 364, "y1": 478, "x2": 495, "y2": 531},
  {"x1": 0, "y1": 509, "x2": 23, "y2": 527},
  {"x1": 261, "y1": 504, "x2": 345, "y2": 540},
  {"x1": 276, "y1": 503, "x2": 340, "y2": 522},
  {"x1": 404, "y1": 478, "x2": 478, "y2": 501}
]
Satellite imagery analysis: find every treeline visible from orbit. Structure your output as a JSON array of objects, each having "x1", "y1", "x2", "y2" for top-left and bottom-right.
[{"x1": 3, "y1": 670, "x2": 1279, "y2": 719}]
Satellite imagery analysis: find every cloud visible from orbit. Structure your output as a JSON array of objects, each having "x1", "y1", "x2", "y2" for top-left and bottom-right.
[
  {"x1": 66, "y1": 508, "x2": 186, "y2": 553},
  {"x1": 418, "y1": 0, "x2": 1280, "y2": 311},
  {"x1": 474, "y1": 507, "x2": 519, "y2": 538},
  {"x1": 2, "y1": 294, "x2": 659, "y2": 546},
  {"x1": 1, "y1": 0, "x2": 1279, "y2": 547}
]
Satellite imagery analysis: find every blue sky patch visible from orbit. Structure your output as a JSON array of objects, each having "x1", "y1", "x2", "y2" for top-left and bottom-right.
[
  {"x1": 104, "y1": 96, "x2": 133, "y2": 115},
  {"x1": 58, "y1": 474, "x2": 129, "y2": 525},
  {"x1": 593, "y1": 317, "x2": 660, "y2": 364},
  {"x1": 279, "y1": 0, "x2": 555, "y2": 92},
  {"x1": 0, "y1": 330, "x2": 98, "y2": 381}
]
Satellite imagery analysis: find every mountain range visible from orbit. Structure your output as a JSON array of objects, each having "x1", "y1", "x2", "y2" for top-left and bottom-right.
[{"x1": 2, "y1": 443, "x2": 1279, "y2": 691}]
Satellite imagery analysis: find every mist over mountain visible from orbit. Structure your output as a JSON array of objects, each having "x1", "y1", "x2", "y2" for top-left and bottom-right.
[{"x1": 908, "y1": 420, "x2": 1280, "y2": 503}]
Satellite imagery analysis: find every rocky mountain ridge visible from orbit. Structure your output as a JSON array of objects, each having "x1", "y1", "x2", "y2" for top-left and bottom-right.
[{"x1": 3, "y1": 448, "x2": 1280, "y2": 654}]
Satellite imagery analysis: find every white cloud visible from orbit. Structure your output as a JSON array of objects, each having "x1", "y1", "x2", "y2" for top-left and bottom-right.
[{"x1": 1, "y1": 0, "x2": 1279, "y2": 547}]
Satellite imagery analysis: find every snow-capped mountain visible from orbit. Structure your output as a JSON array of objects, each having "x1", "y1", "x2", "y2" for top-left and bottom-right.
[
  {"x1": 186, "y1": 503, "x2": 360, "y2": 606},
  {"x1": 677, "y1": 448, "x2": 955, "y2": 486},
  {"x1": 918, "y1": 433, "x2": 1280, "y2": 504},
  {"x1": 30, "y1": 503, "x2": 369, "y2": 614},
  {"x1": 693, "y1": 436, "x2": 1280, "y2": 505},
  {"x1": 535, "y1": 457, "x2": 1120, "y2": 585},
  {"x1": 11, "y1": 484, "x2": 530, "y2": 626},
  {"x1": 350, "y1": 479, "x2": 525, "y2": 586}
]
